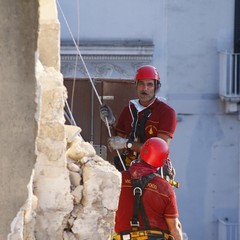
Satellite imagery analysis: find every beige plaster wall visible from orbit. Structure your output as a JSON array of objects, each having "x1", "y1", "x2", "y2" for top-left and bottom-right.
[
  {"x1": 0, "y1": 1, "x2": 39, "y2": 239},
  {"x1": 1, "y1": 1, "x2": 121, "y2": 239}
]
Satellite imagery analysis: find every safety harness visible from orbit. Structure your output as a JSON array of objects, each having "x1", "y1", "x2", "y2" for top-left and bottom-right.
[
  {"x1": 114, "y1": 106, "x2": 152, "y2": 171},
  {"x1": 129, "y1": 107, "x2": 151, "y2": 144},
  {"x1": 130, "y1": 173, "x2": 156, "y2": 231},
  {"x1": 127, "y1": 105, "x2": 179, "y2": 189},
  {"x1": 112, "y1": 173, "x2": 173, "y2": 240}
]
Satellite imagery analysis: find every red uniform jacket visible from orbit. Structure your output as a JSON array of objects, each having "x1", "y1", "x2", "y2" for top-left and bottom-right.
[
  {"x1": 115, "y1": 98, "x2": 177, "y2": 140},
  {"x1": 114, "y1": 162, "x2": 179, "y2": 233}
]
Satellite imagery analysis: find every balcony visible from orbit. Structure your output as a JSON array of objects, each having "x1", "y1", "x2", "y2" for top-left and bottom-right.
[
  {"x1": 219, "y1": 52, "x2": 240, "y2": 117},
  {"x1": 218, "y1": 219, "x2": 239, "y2": 240}
]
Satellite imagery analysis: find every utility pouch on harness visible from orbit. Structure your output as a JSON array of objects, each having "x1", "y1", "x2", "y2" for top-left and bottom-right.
[{"x1": 112, "y1": 229, "x2": 173, "y2": 240}]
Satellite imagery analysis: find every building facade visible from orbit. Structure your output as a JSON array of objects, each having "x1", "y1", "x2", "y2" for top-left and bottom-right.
[{"x1": 58, "y1": 0, "x2": 240, "y2": 239}]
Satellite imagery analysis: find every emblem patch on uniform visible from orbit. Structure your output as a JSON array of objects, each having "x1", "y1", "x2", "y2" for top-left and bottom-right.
[{"x1": 146, "y1": 125, "x2": 157, "y2": 135}]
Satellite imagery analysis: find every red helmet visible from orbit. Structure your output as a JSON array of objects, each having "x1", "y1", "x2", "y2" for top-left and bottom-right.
[
  {"x1": 135, "y1": 65, "x2": 160, "y2": 82},
  {"x1": 140, "y1": 137, "x2": 169, "y2": 167}
]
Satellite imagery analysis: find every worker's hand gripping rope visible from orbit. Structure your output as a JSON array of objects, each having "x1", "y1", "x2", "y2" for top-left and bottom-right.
[
  {"x1": 108, "y1": 136, "x2": 128, "y2": 151},
  {"x1": 99, "y1": 104, "x2": 116, "y2": 126},
  {"x1": 99, "y1": 104, "x2": 127, "y2": 170}
]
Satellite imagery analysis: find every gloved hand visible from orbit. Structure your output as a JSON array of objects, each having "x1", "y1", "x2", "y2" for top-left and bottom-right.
[
  {"x1": 162, "y1": 158, "x2": 176, "y2": 179},
  {"x1": 108, "y1": 136, "x2": 128, "y2": 151},
  {"x1": 99, "y1": 104, "x2": 116, "y2": 126},
  {"x1": 159, "y1": 159, "x2": 179, "y2": 188}
]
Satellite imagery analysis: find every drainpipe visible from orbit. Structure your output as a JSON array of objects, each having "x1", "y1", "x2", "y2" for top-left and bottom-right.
[
  {"x1": 234, "y1": 0, "x2": 240, "y2": 53},
  {"x1": 234, "y1": 1, "x2": 240, "y2": 237},
  {"x1": 90, "y1": 79, "x2": 95, "y2": 145}
]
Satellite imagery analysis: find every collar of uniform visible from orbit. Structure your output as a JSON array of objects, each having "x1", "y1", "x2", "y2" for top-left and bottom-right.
[{"x1": 129, "y1": 98, "x2": 156, "y2": 112}]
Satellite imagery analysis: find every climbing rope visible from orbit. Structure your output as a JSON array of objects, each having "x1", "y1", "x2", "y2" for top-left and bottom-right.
[
  {"x1": 56, "y1": 0, "x2": 126, "y2": 170},
  {"x1": 70, "y1": 0, "x2": 80, "y2": 114}
]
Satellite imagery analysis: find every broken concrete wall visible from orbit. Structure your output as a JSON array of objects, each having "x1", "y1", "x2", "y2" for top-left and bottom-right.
[
  {"x1": 38, "y1": 0, "x2": 60, "y2": 70},
  {"x1": 2, "y1": 0, "x2": 121, "y2": 239},
  {"x1": 0, "y1": 1, "x2": 39, "y2": 239}
]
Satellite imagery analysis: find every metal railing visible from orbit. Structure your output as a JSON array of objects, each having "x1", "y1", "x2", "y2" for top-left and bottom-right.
[
  {"x1": 219, "y1": 52, "x2": 240, "y2": 101},
  {"x1": 218, "y1": 219, "x2": 239, "y2": 240}
]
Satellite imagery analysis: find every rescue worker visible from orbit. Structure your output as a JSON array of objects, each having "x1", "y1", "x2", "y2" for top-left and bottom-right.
[
  {"x1": 113, "y1": 137, "x2": 183, "y2": 240},
  {"x1": 100, "y1": 65, "x2": 177, "y2": 172}
]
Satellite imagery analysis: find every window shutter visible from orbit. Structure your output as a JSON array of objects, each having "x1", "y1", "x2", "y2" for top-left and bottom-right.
[{"x1": 234, "y1": 0, "x2": 240, "y2": 53}]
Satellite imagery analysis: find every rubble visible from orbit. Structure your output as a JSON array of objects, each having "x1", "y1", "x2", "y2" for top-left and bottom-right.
[
  {"x1": 8, "y1": 122, "x2": 121, "y2": 240},
  {"x1": 64, "y1": 128, "x2": 121, "y2": 240},
  {"x1": 7, "y1": 1, "x2": 121, "y2": 239}
]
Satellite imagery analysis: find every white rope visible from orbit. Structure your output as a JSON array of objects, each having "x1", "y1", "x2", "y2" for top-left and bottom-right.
[
  {"x1": 70, "y1": 0, "x2": 80, "y2": 113},
  {"x1": 57, "y1": 0, "x2": 102, "y2": 105},
  {"x1": 65, "y1": 101, "x2": 77, "y2": 126},
  {"x1": 57, "y1": 0, "x2": 126, "y2": 170}
]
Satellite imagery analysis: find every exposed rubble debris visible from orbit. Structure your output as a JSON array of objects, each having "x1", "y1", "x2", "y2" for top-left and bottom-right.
[
  {"x1": 9, "y1": 138, "x2": 121, "y2": 240},
  {"x1": 8, "y1": 62, "x2": 121, "y2": 240},
  {"x1": 64, "y1": 129, "x2": 122, "y2": 240},
  {"x1": 6, "y1": 1, "x2": 121, "y2": 239}
]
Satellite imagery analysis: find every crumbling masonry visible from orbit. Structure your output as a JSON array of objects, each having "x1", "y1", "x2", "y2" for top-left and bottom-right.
[{"x1": 0, "y1": 1, "x2": 121, "y2": 239}]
